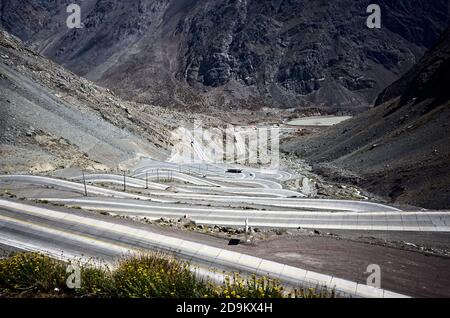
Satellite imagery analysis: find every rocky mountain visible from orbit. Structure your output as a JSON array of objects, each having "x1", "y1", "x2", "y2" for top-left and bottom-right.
[
  {"x1": 282, "y1": 28, "x2": 450, "y2": 209},
  {"x1": 0, "y1": 29, "x2": 217, "y2": 174},
  {"x1": 0, "y1": 0, "x2": 448, "y2": 113}
]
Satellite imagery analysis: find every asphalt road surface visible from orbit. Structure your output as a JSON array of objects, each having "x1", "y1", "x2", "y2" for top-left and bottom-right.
[{"x1": 1, "y1": 159, "x2": 449, "y2": 298}]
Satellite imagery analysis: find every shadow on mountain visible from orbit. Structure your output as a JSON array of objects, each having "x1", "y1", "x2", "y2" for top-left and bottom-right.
[{"x1": 283, "y1": 29, "x2": 450, "y2": 209}]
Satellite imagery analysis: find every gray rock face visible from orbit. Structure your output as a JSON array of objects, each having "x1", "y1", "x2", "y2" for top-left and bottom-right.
[
  {"x1": 1, "y1": 0, "x2": 448, "y2": 112},
  {"x1": 0, "y1": 29, "x2": 218, "y2": 173},
  {"x1": 282, "y1": 29, "x2": 450, "y2": 209}
]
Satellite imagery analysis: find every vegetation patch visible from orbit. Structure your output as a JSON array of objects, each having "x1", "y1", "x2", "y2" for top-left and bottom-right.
[{"x1": 0, "y1": 252, "x2": 332, "y2": 298}]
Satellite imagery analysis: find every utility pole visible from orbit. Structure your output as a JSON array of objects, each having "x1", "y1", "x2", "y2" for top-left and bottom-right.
[
  {"x1": 145, "y1": 172, "x2": 148, "y2": 189},
  {"x1": 82, "y1": 171, "x2": 88, "y2": 197},
  {"x1": 157, "y1": 169, "x2": 159, "y2": 182},
  {"x1": 123, "y1": 170, "x2": 126, "y2": 192}
]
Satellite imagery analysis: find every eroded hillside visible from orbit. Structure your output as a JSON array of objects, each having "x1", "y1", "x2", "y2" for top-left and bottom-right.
[
  {"x1": 0, "y1": 30, "x2": 217, "y2": 174},
  {"x1": 283, "y1": 29, "x2": 450, "y2": 209}
]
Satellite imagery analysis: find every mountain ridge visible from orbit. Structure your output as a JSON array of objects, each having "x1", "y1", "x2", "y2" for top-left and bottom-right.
[
  {"x1": 1, "y1": 0, "x2": 448, "y2": 113},
  {"x1": 282, "y1": 28, "x2": 450, "y2": 209}
]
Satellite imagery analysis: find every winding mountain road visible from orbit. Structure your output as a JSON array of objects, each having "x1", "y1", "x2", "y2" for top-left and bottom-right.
[{"x1": 1, "y1": 160, "x2": 449, "y2": 298}]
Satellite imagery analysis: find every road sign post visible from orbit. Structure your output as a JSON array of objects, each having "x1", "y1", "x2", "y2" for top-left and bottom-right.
[{"x1": 245, "y1": 218, "x2": 250, "y2": 243}]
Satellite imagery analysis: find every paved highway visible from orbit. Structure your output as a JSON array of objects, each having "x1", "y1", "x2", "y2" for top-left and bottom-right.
[
  {"x1": 0, "y1": 199, "x2": 407, "y2": 298},
  {"x1": 0, "y1": 175, "x2": 400, "y2": 212},
  {"x1": 2, "y1": 159, "x2": 449, "y2": 298},
  {"x1": 74, "y1": 173, "x2": 302, "y2": 197},
  {"x1": 30, "y1": 197, "x2": 450, "y2": 232}
]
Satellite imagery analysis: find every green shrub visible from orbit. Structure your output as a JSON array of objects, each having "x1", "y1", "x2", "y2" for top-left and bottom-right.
[
  {"x1": 0, "y1": 253, "x2": 66, "y2": 293},
  {"x1": 77, "y1": 266, "x2": 113, "y2": 297},
  {"x1": 206, "y1": 273, "x2": 284, "y2": 298},
  {"x1": 112, "y1": 254, "x2": 209, "y2": 298},
  {"x1": 0, "y1": 252, "x2": 332, "y2": 298}
]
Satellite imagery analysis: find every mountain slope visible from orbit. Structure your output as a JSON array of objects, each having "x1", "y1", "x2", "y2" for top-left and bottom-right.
[
  {"x1": 1, "y1": 0, "x2": 448, "y2": 112},
  {"x1": 0, "y1": 30, "x2": 203, "y2": 174},
  {"x1": 282, "y1": 29, "x2": 450, "y2": 209}
]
